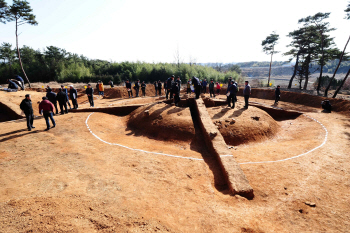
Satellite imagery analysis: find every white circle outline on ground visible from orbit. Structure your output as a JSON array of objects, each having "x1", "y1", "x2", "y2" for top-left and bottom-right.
[{"x1": 85, "y1": 104, "x2": 328, "y2": 164}]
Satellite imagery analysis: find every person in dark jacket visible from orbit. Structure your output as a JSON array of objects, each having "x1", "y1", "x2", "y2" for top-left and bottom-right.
[
  {"x1": 61, "y1": 85, "x2": 72, "y2": 109},
  {"x1": 322, "y1": 100, "x2": 332, "y2": 112},
  {"x1": 157, "y1": 80, "x2": 162, "y2": 96},
  {"x1": 243, "y1": 81, "x2": 251, "y2": 109},
  {"x1": 108, "y1": 80, "x2": 114, "y2": 88},
  {"x1": 275, "y1": 85, "x2": 281, "y2": 104},
  {"x1": 8, "y1": 79, "x2": 18, "y2": 90},
  {"x1": 125, "y1": 80, "x2": 133, "y2": 98},
  {"x1": 39, "y1": 97, "x2": 56, "y2": 130},
  {"x1": 202, "y1": 79, "x2": 208, "y2": 93},
  {"x1": 191, "y1": 76, "x2": 201, "y2": 99},
  {"x1": 227, "y1": 81, "x2": 238, "y2": 108},
  {"x1": 20, "y1": 94, "x2": 35, "y2": 131},
  {"x1": 209, "y1": 79, "x2": 215, "y2": 98},
  {"x1": 86, "y1": 84, "x2": 94, "y2": 107},
  {"x1": 46, "y1": 89, "x2": 59, "y2": 114},
  {"x1": 69, "y1": 85, "x2": 78, "y2": 109},
  {"x1": 175, "y1": 76, "x2": 181, "y2": 95},
  {"x1": 14, "y1": 75, "x2": 25, "y2": 90},
  {"x1": 166, "y1": 75, "x2": 175, "y2": 99},
  {"x1": 57, "y1": 88, "x2": 69, "y2": 114},
  {"x1": 172, "y1": 82, "x2": 180, "y2": 106},
  {"x1": 134, "y1": 80, "x2": 140, "y2": 97},
  {"x1": 141, "y1": 81, "x2": 146, "y2": 97}
]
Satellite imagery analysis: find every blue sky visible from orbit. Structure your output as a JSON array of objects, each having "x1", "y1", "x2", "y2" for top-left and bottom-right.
[{"x1": 1, "y1": 0, "x2": 349, "y2": 63}]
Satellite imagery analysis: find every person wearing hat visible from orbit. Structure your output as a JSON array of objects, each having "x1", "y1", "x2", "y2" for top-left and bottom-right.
[
  {"x1": 125, "y1": 80, "x2": 133, "y2": 98},
  {"x1": 20, "y1": 94, "x2": 35, "y2": 131},
  {"x1": 61, "y1": 85, "x2": 72, "y2": 109},
  {"x1": 39, "y1": 97, "x2": 56, "y2": 130},
  {"x1": 69, "y1": 85, "x2": 78, "y2": 109},
  {"x1": 57, "y1": 88, "x2": 69, "y2": 114},
  {"x1": 86, "y1": 84, "x2": 94, "y2": 107},
  {"x1": 209, "y1": 79, "x2": 215, "y2": 98}
]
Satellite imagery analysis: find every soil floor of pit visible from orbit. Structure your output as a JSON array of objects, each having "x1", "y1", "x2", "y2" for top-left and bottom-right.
[{"x1": 0, "y1": 90, "x2": 350, "y2": 232}]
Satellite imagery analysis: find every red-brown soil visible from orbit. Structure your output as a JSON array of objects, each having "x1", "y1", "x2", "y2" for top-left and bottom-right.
[{"x1": 0, "y1": 88, "x2": 350, "y2": 232}]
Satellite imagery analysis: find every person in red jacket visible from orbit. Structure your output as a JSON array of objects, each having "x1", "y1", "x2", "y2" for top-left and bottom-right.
[{"x1": 39, "y1": 97, "x2": 56, "y2": 130}]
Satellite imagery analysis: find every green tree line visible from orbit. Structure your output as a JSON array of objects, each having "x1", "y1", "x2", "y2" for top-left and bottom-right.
[{"x1": 0, "y1": 44, "x2": 241, "y2": 85}]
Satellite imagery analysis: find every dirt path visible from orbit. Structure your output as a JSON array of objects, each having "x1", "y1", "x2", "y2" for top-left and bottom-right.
[{"x1": 0, "y1": 92, "x2": 349, "y2": 232}]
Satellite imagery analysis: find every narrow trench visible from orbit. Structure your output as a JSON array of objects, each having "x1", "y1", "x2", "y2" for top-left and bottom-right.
[{"x1": 188, "y1": 99, "x2": 229, "y2": 192}]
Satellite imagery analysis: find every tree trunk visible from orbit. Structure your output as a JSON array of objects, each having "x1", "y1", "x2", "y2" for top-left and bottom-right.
[
  {"x1": 316, "y1": 34, "x2": 325, "y2": 95},
  {"x1": 303, "y1": 55, "x2": 311, "y2": 90},
  {"x1": 317, "y1": 63, "x2": 324, "y2": 94},
  {"x1": 267, "y1": 49, "x2": 273, "y2": 87},
  {"x1": 288, "y1": 52, "x2": 300, "y2": 89},
  {"x1": 324, "y1": 35, "x2": 350, "y2": 97},
  {"x1": 332, "y1": 67, "x2": 350, "y2": 98},
  {"x1": 15, "y1": 17, "x2": 31, "y2": 88}
]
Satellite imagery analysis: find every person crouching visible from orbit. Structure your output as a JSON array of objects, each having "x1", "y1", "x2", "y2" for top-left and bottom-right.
[{"x1": 39, "y1": 97, "x2": 56, "y2": 131}]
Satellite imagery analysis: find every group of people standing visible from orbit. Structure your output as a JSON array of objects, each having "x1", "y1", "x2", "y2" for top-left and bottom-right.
[{"x1": 19, "y1": 85, "x2": 79, "y2": 131}]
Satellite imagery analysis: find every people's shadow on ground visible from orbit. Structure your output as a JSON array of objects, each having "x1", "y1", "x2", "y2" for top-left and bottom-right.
[
  {"x1": 0, "y1": 129, "x2": 45, "y2": 143},
  {"x1": 212, "y1": 107, "x2": 231, "y2": 119},
  {"x1": 228, "y1": 107, "x2": 247, "y2": 118}
]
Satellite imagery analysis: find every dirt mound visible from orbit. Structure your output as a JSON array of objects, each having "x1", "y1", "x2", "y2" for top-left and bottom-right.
[
  {"x1": 207, "y1": 106, "x2": 280, "y2": 146},
  {"x1": 127, "y1": 103, "x2": 195, "y2": 141}
]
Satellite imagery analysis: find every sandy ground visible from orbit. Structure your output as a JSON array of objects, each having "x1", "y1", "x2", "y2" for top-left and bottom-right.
[{"x1": 0, "y1": 90, "x2": 350, "y2": 232}]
